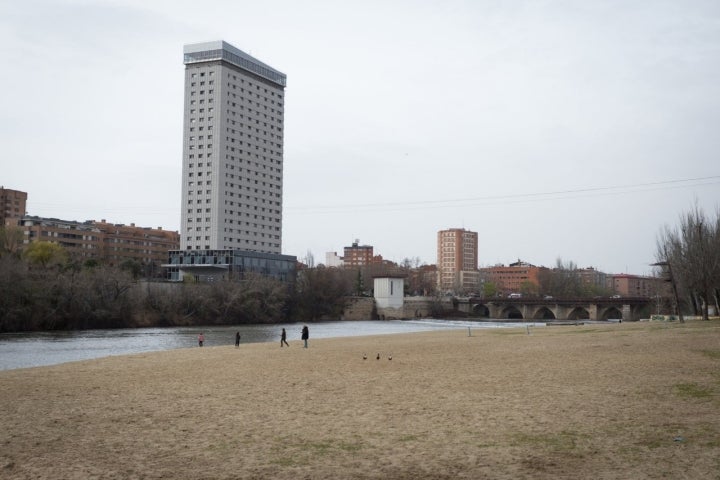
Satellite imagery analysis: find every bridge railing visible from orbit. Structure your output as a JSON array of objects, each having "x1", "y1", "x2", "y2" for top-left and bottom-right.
[{"x1": 464, "y1": 296, "x2": 650, "y2": 305}]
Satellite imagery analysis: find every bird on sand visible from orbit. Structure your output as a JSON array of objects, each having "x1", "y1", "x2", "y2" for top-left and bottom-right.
[
  {"x1": 363, "y1": 354, "x2": 367, "y2": 360},
  {"x1": 376, "y1": 353, "x2": 380, "y2": 360}
]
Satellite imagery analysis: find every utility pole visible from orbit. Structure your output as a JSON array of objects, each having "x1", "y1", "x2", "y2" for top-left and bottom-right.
[{"x1": 653, "y1": 251, "x2": 684, "y2": 323}]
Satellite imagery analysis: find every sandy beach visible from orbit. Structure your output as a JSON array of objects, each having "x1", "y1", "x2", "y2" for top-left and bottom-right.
[{"x1": 1, "y1": 320, "x2": 719, "y2": 479}]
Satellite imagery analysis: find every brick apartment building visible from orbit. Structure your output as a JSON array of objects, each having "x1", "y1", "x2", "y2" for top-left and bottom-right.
[
  {"x1": 577, "y1": 267, "x2": 608, "y2": 291},
  {"x1": 437, "y1": 228, "x2": 479, "y2": 293},
  {"x1": 479, "y1": 260, "x2": 544, "y2": 296},
  {"x1": 343, "y1": 240, "x2": 383, "y2": 267},
  {"x1": 607, "y1": 273, "x2": 665, "y2": 297},
  {"x1": 0, "y1": 187, "x2": 27, "y2": 226},
  {"x1": 21, "y1": 216, "x2": 179, "y2": 272}
]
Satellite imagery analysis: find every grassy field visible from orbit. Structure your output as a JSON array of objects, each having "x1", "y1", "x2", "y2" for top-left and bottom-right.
[{"x1": 1, "y1": 320, "x2": 719, "y2": 479}]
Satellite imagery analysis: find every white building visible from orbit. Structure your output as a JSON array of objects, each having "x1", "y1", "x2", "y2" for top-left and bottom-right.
[
  {"x1": 325, "y1": 251, "x2": 344, "y2": 268},
  {"x1": 374, "y1": 277, "x2": 405, "y2": 309},
  {"x1": 167, "y1": 41, "x2": 295, "y2": 282},
  {"x1": 181, "y1": 41, "x2": 286, "y2": 253}
]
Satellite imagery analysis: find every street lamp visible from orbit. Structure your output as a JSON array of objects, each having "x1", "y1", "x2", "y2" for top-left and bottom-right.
[{"x1": 651, "y1": 259, "x2": 684, "y2": 323}]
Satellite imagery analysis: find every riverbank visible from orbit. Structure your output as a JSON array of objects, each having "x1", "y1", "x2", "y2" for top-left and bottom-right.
[{"x1": 2, "y1": 320, "x2": 719, "y2": 479}]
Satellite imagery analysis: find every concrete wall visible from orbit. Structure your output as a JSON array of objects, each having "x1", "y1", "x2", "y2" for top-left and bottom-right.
[
  {"x1": 341, "y1": 297, "x2": 376, "y2": 321},
  {"x1": 342, "y1": 296, "x2": 440, "y2": 321}
]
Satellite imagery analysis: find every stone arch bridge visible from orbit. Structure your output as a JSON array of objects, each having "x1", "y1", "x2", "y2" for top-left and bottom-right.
[{"x1": 457, "y1": 297, "x2": 650, "y2": 321}]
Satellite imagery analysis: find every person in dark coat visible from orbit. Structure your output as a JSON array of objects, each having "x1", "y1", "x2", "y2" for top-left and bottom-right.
[
  {"x1": 281, "y1": 328, "x2": 289, "y2": 347},
  {"x1": 235, "y1": 331, "x2": 241, "y2": 348},
  {"x1": 301, "y1": 325, "x2": 309, "y2": 348}
]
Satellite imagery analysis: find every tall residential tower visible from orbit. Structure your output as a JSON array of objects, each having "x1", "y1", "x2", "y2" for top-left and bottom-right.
[
  {"x1": 167, "y1": 41, "x2": 295, "y2": 283},
  {"x1": 437, "y1": 228, "x2": 479, "y2": 293},
  {"x1": 181, "y1": 41, "x2": 286, "y2": 253}
]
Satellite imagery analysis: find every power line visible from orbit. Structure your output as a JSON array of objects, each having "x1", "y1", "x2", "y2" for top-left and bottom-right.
[{"x1": 285, "y1": 175, "x2": 720, "y2": 214}]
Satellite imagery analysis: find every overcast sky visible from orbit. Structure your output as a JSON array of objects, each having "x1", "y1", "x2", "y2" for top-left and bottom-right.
[{"x1": 2, "y1": 0, "x2": 719, "y2": 275}]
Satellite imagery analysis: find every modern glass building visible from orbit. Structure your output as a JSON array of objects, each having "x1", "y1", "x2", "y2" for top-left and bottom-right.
[{"x1": 166, "y1": 249, "x2": 296, "y2": 283}]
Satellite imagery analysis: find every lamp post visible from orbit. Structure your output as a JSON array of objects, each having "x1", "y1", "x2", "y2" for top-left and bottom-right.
[{"x1": 651, "y1": 257, "x2": 684, "y2": 323}]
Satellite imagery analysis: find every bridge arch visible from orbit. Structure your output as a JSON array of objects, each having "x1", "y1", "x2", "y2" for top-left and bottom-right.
[
  {"x1": 500, "y1": 306, "x2": 524, "y2": 319},
  {"x1": 599, "y1": 306, "x2": 623, "y2": 321},
  {"x1": 472, "y1": 304, "x2": 490, "y2": 317},
  {"x1": 532, "y1": 307, "x2": 556, "y2": 320},
  {"x1": 567, "y1": 307, "x2": 590, "y2": 320}
]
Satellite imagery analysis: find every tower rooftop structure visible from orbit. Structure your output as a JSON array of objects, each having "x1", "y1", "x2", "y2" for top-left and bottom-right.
[{"x1": 183, "y1": 41, "x2": 286, "y2": 87}]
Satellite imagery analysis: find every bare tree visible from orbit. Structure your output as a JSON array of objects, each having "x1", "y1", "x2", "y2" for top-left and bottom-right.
[
  {"x1": 304, "y1": 250, "x2": 315, "y2": 268},
  {"x1": 656, "y1": 205, "x2": 720, "y2": 321},
  {"x1": 292, "y1": 266, "x2": 351, "y2": 320},
  {"x1": 537, "y1": 258, "x2": 584, "y2": 298}
]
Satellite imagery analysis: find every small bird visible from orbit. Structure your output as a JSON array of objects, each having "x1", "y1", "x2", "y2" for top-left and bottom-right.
[
  {"x1": 362, "y1": 354, "x2": 367, "y2": 360},
  {"x1": 388, "y1": 355, "x2": 392, "y2": 361},
  {"x1": 376, "y1": 353, "x2": 380, "y2": 360}
]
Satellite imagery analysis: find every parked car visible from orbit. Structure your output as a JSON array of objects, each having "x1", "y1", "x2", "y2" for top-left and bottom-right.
[{"x1": 508, "y1": 293, "x2": 522, "y2": 298}]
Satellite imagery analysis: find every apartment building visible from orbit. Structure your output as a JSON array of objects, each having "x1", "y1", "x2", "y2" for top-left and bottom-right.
[
  {"x1": 0, "y1": 187, "x2": 27, "y2": 226},
  {"x1": 479, "y1": 260, "x2": 543, "y2": 296},
  {"x1": 168, "y1": 40, "x2": 296, "y2": 282},
  {"x1": 180, "y1": 40, "x2": 285, "y2": 253},
  {"x1": 577, "y1": 267, "x2": 608, "y2": 291},
  {"x1": 343, "y1": 240, "x2": 382, "y2": 267},
  {"x1": 325, "y1": 251, "x2": 344, "y2": 268},
  {"x1": 607, "y1": 273, "x2": 664, "y2": 297},
  {"x1": 21, "y1": 216, "x2": 179, "y2": 272},
  {"x1": 437, "y1": 228, "x2": 479, "y2": 293}
]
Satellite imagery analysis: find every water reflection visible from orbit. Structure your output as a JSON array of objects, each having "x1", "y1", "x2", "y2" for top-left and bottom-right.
[{"x1": 0, "y1": 319, "x2": 545, "y2": 371}]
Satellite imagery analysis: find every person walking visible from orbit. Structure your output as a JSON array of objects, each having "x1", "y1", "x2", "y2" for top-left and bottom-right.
[
  {"x1": 301, "y1": 325, "x2": 309, "y2": 348},
  {"x1": 198, "y1": 332, "x2": 205, "y2": 347},
  {"x1": 235, "y1": 331, "x2": 241, "y2": 348},
  {"x1": 280, "y1": 328, "x2": 289, "y2": 347}
]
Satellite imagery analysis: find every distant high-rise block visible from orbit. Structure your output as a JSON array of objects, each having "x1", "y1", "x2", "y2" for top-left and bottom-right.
[
  {"x1": 181, "y1": 41, "x2": 286, "y2": 253},
  {"x1": 343, "y1": 239, "x2": 377, "y2": 267},
  {"x1": 0, "y1": 187, "x2": 27, "y2": 226},
  {"x1": 437, "y1": 228, "x2": 479, "y2": 293}
]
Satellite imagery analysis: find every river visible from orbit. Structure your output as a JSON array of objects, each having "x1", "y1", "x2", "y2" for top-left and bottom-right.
[{"x1": 0, "y1": 319, "x2": 546, "y2": 371}]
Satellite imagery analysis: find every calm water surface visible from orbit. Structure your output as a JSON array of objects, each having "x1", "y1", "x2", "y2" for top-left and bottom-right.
[{"x1": 0, "y1": 319, "x2": 545, "y2": 371}]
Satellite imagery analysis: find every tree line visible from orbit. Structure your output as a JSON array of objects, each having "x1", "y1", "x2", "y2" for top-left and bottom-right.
[
  {"x1": 655, "y1": 205, "x2": 720, "y2": 321},
  {"x1": 3, "y1": 203, "x2": 717, "y2": 332},
  {"x1": 0, "y1": 234, "x2": 430, "y2": 332}
]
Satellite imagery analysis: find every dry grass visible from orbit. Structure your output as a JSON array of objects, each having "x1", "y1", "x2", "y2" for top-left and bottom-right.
[{"x1": 1, "y1": 320, "x2": 719, "y2": 479}]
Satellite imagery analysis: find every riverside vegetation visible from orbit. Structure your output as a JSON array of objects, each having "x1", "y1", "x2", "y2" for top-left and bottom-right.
[
  {"x1": 0, "y1": 249, "x2": 354, "y2": 332},
  {"x1": 1, "y1": 205, "x2": 719, "y2": 332}
]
